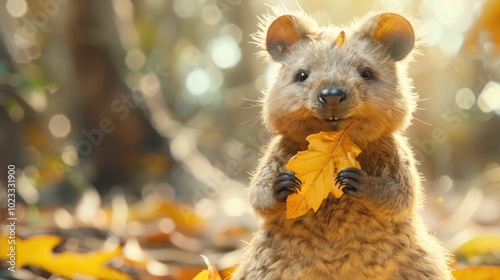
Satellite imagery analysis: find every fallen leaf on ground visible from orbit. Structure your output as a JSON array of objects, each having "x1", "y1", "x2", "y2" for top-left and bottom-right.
[
  {"x1": 128, "y1": 196, "x2": 206, "y2": 233},
  {"x1": 286, "y1": 126, "x2": 361, "y2": 219},
  {"x1": 453, "y1": 265, "x2": 500, "y2": 280},
  {"x1": 0, "y1": 234, "x2": 130, "y2": 279},
  {"x1": 454, "y1": 235, "x2": 500, "y2": 259},
  {"x1": 193, "y1": 256, "x2": 222, "y2": 280}
]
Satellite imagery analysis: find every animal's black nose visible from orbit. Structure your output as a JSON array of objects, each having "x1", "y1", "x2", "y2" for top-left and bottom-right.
[{"x1": 318, "y1": 88, "x2": 347, "y2": 110}]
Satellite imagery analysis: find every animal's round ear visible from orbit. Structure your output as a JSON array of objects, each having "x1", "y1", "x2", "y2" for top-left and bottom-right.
[
  {"x1": 365, "y1": 13, "x2": 415, "y2": 61},
  {"x1": 266, "y1": 15, "x2": 310, "y2": 62}
]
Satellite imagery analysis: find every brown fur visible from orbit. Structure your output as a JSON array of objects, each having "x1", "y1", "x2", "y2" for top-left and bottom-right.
[{"x1": 233, "y1": 7, "x2": 452, "y2": 280}]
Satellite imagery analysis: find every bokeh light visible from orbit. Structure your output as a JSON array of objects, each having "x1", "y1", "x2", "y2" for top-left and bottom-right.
[
  {"x1": 222, "y1": 197, "x2": 246, "y2": 217},
  {"x1": 220, "y1": 24, "x2": 243, "y2": 43},
  {"x1": 8, "y1": 105, "x2": 24, "y2": 122},
  {"x1": 202, "y1": 5, "x2": 222, "y2": 25},
  {"x1": 27, "y1": 90, "x2": 48, "y2": 112},
  {"x1": 477, "y1": 81, "x2": 500, "y2": 114},
  {"x1": 146, "y1": 259, "x2": 170, "y2": 277},
  {"x1": 6, "y1": 0, "x2": 27, "y2": 18},
  {"x1": 18, "y1": 167, "x2": 40, "y2": 204},
  {"x1": 62, "y1": 144, "x2": 79, "y2": 167},
  {"x1": 436, "y1": 175, "x2": 454, "y2": 193},
  {"x1": 185, "y1": 68, "x2": 211, "y2": 96},
  {"x1": 455, "y1": 88, "x2": 476, "y2": 110},
  {"x1": 158, "y1": 217, "x2": 176, "y2": 234},
  {"x1": 209, "y1": 36, "x2": 241, "y2": 69},
  {"x1": 438, "y1": 30, "x2": 464, "y2": 57},
  {"x1": 173, "y1": 0, "x2": 197, "y2": 18},
  {"x1": 125, "y1": 49, "x2": 146, "y2": 71},
  {"x1": 53, "y1": 208, "x2": 74, "y2": 228},
  {"x1": 48, "y1": 114, "x2": 71, "y2": 138}
]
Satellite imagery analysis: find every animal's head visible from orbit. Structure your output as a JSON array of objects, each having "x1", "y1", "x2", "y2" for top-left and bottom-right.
[{"x1": 256, "y1": 9, "x2": 417, "y2": 146}]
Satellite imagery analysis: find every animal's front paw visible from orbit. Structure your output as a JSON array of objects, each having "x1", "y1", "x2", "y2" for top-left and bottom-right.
[
  {"x1": 273, "y1": 171, "x2": 302, "y2": 202},
  {"x1": 336, "y1": 167, "x2": 367, "y2": 197}
]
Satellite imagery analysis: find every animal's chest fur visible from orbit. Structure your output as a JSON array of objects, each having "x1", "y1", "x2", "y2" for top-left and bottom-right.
[{"x1": 255, "y1": 197, "x2": 412, "y2": 279}]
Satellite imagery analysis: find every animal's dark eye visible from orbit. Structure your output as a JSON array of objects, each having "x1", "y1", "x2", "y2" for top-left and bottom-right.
[
  {"x1": 296, "y1": 71, "x2": 309, "y2": 82},
  {"x1": 361, "y1": 69, "x2": 373, "y2": 80}
]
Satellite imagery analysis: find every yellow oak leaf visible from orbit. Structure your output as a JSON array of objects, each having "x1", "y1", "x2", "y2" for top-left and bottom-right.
[
  {"x1": 286, "y1": 127, "x2": 361, "y2": 219},
  {"x1": 0, "y1": 234, "x2": 130, "y2": 279},
  {"x1": 193, "y1": 256, "x2": 222, "y2": 280}
]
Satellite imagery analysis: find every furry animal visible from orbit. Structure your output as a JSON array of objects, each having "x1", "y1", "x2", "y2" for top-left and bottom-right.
[{"x1": 232, "y1": 8, "x2": 452, "y2": 280}]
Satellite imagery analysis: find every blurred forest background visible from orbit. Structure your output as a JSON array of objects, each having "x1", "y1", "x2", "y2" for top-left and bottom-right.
[{"x1": 0, "y1": 0, "x2": 499, "y2": 279}]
